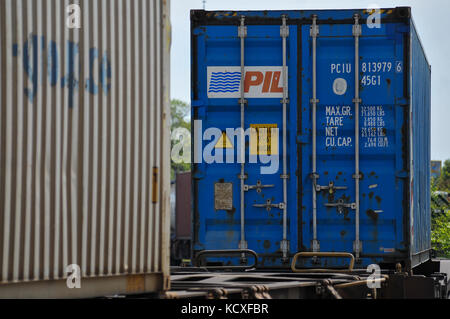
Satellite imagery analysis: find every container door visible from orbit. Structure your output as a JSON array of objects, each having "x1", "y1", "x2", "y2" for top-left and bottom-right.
[
  {"x1": 300, "y1": 20, "x2": 408, "y2": 267},
  {"x1": 192, "y1": 21, "x2": 299, "y2": 267}
]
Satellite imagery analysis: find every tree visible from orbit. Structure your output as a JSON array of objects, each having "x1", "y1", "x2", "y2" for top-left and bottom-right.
[
  {"x1": 431, "y1": 210, "x2": 450, "y2": 258},
  {"x1": 171, "y1": 99, "x2": 190, "y2": 131},
  {"x1": 436, "y1": 159, "x2": 450, "y2": 192},
  {"x1": 431, "y1": 159, "x2": 450, "y2": 258},
  {"x1": 170, "y1": 99, "x2": 191, "y2": 179}
]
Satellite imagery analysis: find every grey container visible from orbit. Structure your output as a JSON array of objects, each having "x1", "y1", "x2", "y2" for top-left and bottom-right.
[{"x1": 0, "y1": 0, "x2": 171, "y2": 298}]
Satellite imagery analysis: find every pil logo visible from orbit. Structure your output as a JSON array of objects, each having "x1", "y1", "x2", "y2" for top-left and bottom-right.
[
  {"x1": 207, "y1": 66, "x2": 287, "y2": 98},
  {"x1": 244, "y1": 70, "x2": 283, "y2": 93}
]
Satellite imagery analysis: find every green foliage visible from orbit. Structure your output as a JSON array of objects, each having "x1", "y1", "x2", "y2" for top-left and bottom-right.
[
  {"x1": 435, "y1": 159, "x2": 450, "y2": 192},
  {"x1": 431, "y1": 210, "x2": 450, "y2": 258},
  {"x1": 171, "y1": 99, "x2": 190, "y2": 131},
  {"x1": 431, "y1": 159, "x2": 450, "y2": 257},
  {"x1": 170, "y1": 99, "x2": 191, "y2": 180}
]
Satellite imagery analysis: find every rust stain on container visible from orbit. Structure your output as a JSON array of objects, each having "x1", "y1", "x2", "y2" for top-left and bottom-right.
[
  {"x1": 375, "y1": 196, "x2": 382, "y2": 204},
  {"x1": 126, "y1": 274, "x2": 146, "y2": 293},
  {"x1": 366, "y1": 209, "x2": 379, "y2": 222}
]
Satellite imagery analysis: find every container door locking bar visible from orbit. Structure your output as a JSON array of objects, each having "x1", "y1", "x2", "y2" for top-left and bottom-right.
[
  {"x1": 238, "y1": 16, "x2": 248, "y2": 262},
  {"x1": 244, "y1": 180, "x2": 275, "y2": 193},
  {"x1": 310, "y1": 15, "x2": 320, "y2": 253},
  {"x1": 315, "y1": 181, "x2": 348, "y2": 194},
  {"x1": 324, "y1": 199, "x2": 356, "y2": 215},
  {"x1": 253, "y1": 199, "x2": 285, "y2": 211},
  {"x1": 353, "y1": 14, "x2": 362, "y2": 259},
  {"x1": 280, "y1": 15, "x2": 290, "y2": 262}
]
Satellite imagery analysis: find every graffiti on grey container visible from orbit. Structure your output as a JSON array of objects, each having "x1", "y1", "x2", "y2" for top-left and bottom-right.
[{"x1": 12, "y1": 34, "x2": 112, "y2": 108}]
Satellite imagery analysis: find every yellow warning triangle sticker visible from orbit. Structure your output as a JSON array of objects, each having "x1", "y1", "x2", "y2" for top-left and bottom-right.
[{"x1": 214, "y1": 132, "x2": 233, "y2": 149}]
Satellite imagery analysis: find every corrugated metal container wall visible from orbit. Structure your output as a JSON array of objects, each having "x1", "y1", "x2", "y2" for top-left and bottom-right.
[
  {"x1": 410, "y1": 20, "x2": 431, "y2": 264},
  {"x1": 0, "y1": 0, "x2": 171, "y2": 298}
]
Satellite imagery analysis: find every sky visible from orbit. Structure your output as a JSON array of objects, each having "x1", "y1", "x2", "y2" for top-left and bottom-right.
[{"x1": 170, "y1": 0, "x2": 450, "y2": 162}]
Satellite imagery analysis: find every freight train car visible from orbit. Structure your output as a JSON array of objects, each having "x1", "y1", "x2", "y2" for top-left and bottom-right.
[
  {"x1": 0, "y1": 0, "x2": 171, "y2": 298},
  {"x1": 190, "y1": 7, "x2": 431, "y2": 271}
]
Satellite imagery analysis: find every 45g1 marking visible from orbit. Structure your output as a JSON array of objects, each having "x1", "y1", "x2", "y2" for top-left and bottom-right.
[{"x1": 361, "y1": 75, "x2": 381, "y2": 86}]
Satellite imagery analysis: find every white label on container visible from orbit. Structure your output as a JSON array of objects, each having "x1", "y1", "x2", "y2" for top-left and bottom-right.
[{"x1": 207, "y1": 66, "x2": 287, "y2": 98}]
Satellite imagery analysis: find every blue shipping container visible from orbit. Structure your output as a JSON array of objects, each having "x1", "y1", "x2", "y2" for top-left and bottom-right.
[{"x1": 191, "y1": 7, "x2": 431, "y2": 270}]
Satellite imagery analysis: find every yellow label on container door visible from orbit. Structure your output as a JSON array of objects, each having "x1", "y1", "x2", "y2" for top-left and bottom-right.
[{"x1": 250, "y1": 124, "x2": 278, "y2": 155}]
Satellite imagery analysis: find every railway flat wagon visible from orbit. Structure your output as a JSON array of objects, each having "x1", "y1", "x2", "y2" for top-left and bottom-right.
[
  {"x1": 190, "y1": 7, "x2": 431, "y2": 271},
  {"x1": 0, "y1": 0, "x2": 171, "y2": 298}
]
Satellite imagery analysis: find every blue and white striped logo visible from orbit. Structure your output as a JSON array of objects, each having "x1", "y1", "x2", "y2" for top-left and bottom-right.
[
  {"x1": 207, "y1": 66, "x2": 286, "y2": 98},
  {"x1": 208, "y1": 71, "x2": 241, "y2": 93}
]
